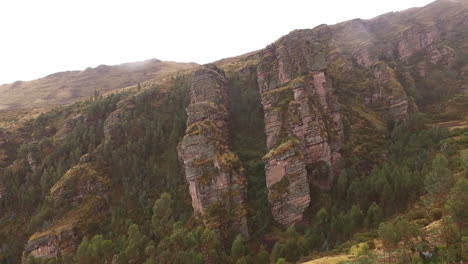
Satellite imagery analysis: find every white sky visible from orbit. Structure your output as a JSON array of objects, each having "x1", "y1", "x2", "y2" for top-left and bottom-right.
[{"x1": 0, "y1": 0, "x2": 434, "y2": 85}]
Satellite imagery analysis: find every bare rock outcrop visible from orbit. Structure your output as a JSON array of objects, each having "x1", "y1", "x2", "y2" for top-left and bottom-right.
[
  {"x1": 178, "y1": 64, "x2": 249, "y2": 238},
  {"x1": 24, "y1": 229, "x2": 78, "y2": 259},
  {"x1": 257, "y1": 35, "x2": 344, "y2": 225},
  {"x1": 24, "y1": 160, "x2": 109, "y2": 259},
  {"x1": 53, "y1": 114, "x2": 88, "y2": 144},
  {"x1": 47, "y1": 160, "x2": 109, "y2": 206},
  {"x1": 27, "y1": 152, "x2": 38, "y2": 172},
  {"x1": 24, "y1": 195, "x2": 107, "y2": 259},
  {"x1": 103, "y1": 99, "x2": 136, "y2": 144}
]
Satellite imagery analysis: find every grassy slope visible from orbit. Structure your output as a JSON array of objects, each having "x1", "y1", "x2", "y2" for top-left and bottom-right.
[{"x1": 0, "y1": 59, "x2": 197, "y2": 110}]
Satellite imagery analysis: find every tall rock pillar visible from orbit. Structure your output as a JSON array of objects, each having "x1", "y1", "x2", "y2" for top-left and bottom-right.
[
  {"x1": 178, "y1": 64, "x2": 249, "y2": 238},
  {"x1": 257, "y1": 34, "x2": 344, "y2": 226}
]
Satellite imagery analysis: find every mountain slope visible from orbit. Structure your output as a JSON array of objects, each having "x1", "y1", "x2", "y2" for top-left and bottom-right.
[
  {"x1": 0, "y1": 59, "x2": 197, "y2": 110},
  {"x1": 0, "y1": 0, "x2": 467, "y2": 263}
]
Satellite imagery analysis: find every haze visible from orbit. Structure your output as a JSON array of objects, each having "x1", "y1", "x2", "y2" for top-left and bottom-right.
[{"x1": 0, "y1": 0, "x2": 434, "y2": 85}]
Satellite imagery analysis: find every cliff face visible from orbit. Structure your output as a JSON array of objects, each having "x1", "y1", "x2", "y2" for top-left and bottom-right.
[
  {"x1": 251, "y1": 0, "x2": 467, "y2": 225},
  {"x1": 178, "y1": 64, "x2": 249, "y2": 237},
  {"x1": 257, "y1": 31, "x2": 344, "y2": 225},
  {"x1": 1, "y1": 2, "x2": 467, "y2": 262}
]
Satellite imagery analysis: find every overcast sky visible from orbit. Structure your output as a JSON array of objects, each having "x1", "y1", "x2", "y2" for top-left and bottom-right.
[{"x1": 0, "y1": 0, "x2": 435, "y2": 85}]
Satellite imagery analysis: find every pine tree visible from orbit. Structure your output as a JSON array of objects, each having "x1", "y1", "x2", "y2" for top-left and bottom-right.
[
  {"x1": 75, "y1": 236, "x2": 91, "y2": 264},
  {"x1": 445, "y1": 178, "x2": 468, "y2": 231},
  {"x1": 378, "y1": 223, "x2": 399, "y2": 263},
  {"x1": 424, "y1": 154, "x2": 452, "y2": 202},
  {"x1": 125, "y1": 224, "x2": 148, "y2": 263},
  {"x1": 88, "y1": 235, "x2": 113, "y2": 262},
  {"x1": 231, "y1": 234, "x2": 247, "y2": 259},
  {"x1": 152, "y1": 192, "x2": 174, "y2": 238},
  {"x1": 201, "y1": 228, "x2": 223, "y2": 264},
  {"x1": 271, "y1": 242, "x2": 286, "y2": 263},
  {"x1": 256, "y1": 246, "x2": 269, "y2": 264},
  {"x1": 365, "y1": 202, "x2": 383, "y2": 228}
]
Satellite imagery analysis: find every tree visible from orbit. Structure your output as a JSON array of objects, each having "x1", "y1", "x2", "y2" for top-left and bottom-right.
[
  {"x1": 440, "y1": 216, "x2": 461, "y2": 262},
  {"x1": 25, "y1": 255, "x2": 42, "y2": 264},
  {"x1": 235, "y1": 256, "x2": 253, "y2": 264},
  {"x1": 271, "y1": 242, "x2": 286, "y2": 263},
  {"x1": 75, "y1": 235, "x2": 113, "y2": 264},
  {"x1": 336, "y1": 169, "x2": 349, "y2": 200},
  {"x1": 284, "y1": 238, "x2": 301, "y2": 263},
  {"x1": 231, "y1": 234, "x2": 247, "y2": 259},
  {"x1": 378, "y1": 223, "x2": 399, "y2": 263},
  {"x1": 144, "y1": 240, "x2": 156, "y2": 259},
  {"x1": 460, "y1": 149, "x2": 468, "y2": 177},
  {"x1": 424, "y1": 154, "x2": 452, "y2": 202},
  {"x1": 394, "y1": 217, "x2": 421, "y2": 262},
  {"x1": 364, "y1": 202, "x2": 383, "y2": 228},
  {"x1": 315, "y1": 208, "x2": 329, "y2": 228},
  {"x1": 75, "y1": 236, "x2": 91, "y2": 264},
  {"x1": 348, "y1": 205, "x2": 364, "y2": 231},
  {"x1": 276, "y1": 258, "x2": 286, "y2": 264},
  {"x1": 256, "y1": 246, "x2": 269, "y2": 264},
  {"x1": 200, "y1": 228, "x2": 224, "y2": 264},
  {"x1": 152, "y1": 192, "x2": 174, "y2": 238},
  {"x1": 125, "y1": 224, "x2": 148, "y2": 263},
  {"x1": 89, "y1": 235, "x2": 113, "y2": 262},
  {"x1": 445, "y1": 178, "x2": 468, "y2": 231},
  {"x1": 351, "y1": 243, "x2": 377, "y2": 264}
]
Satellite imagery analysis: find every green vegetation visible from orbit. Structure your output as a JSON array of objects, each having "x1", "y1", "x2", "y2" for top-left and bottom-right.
[
  {"x1": 4, "y1": 82, "x2": 464, "y2": 264},
  {"x1": 1, "y1": 31, "x2": 467, "y2": 264},
  {"x1": 228, "y1": 67, "x2": 272, "y2": 238}
]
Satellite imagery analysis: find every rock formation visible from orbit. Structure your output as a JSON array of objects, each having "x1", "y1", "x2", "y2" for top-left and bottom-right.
[
  {"x1": 257, "y1": 34, "x2": 344, "y2": 225},
  {"x1": 47, "y1": 159, "x2": 109, "y2": 206},
  {"x1": 178, "y1": 64, "x2": 249, "y2": 237},
  {"x1": 103, "y1": 99, "x2": 136, "y2": 144},
  {"x1": 53, "y1": 114, "x2": 87, "y2": 144},
  {"x1": 24, "y1": 229, "x2": 78, "y2": 259},
  {"x1": 24, "y1": 159, "x2": 109, "y2": 259},
  {"x1": 27, "y1": 152, "x2": 38, "y2": 172}
]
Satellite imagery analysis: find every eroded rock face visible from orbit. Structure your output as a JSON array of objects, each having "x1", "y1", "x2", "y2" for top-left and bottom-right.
[
  {"x1": 178, "y1": 64, "x2": 249, "y2": 237},
  {"x1": 27, "y1": 152, "x2": 38, "y2": 172},
  {"x1": 47, "y1": 161, "x2": 110, "y2": 207},
  {"x1": 103, "y1": 99, "x2": 136, "y2": 144},
  {"x1": 397, "y1": 25, "x2": 437, "y2": 61},
  {"x1": 24, "y1": 195, "x2": 107, "y2": 260},
  {"x1": 24, "y1": 229, "x2": 78, "y2": 259},
  {"x1": 257, "y1": 36, "x2": 344, "y2": 225},
  {"x1": 24, "y1": 161, "x2": 109, "y2": 260},
  {"x1": 53, "y1": 114, "x2": 86, "y2": 144},
  {"x1": 263, "y1": 139, "x2": 310, "y2": 225}
]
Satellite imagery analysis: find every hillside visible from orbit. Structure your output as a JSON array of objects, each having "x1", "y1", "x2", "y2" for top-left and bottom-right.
[
  {"x1": 0, "y1": 0, "x2": 467, "y2": 263},
  {"x1": 0, "y1": 59, "x2": 198, "y2": 110}
]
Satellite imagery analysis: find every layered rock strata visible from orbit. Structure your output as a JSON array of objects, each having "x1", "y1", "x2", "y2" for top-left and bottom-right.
[
  {"x1": 24, "y1": 229, "x2": 78, "y2": 259},
  {"x1": 257, "y1": 36, "x2": 344, "y2": 225},
  {"x1": 24, "y1": 159, "x2": 109, "y2": 259},
  {"x1": 178, "y1": 64, "x2": 249, "y2": 237}
]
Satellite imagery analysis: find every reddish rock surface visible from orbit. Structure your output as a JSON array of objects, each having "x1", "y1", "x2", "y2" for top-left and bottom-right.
[
  {"x1": 178, "y1": 64, "x2": 249, "y2": 238},
  {"x1": 25, "y1": 229, "x2": 78, "y2": 258},
  {"x1": 257, "y1": 34, "x2": 344, "y2": 225}
]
